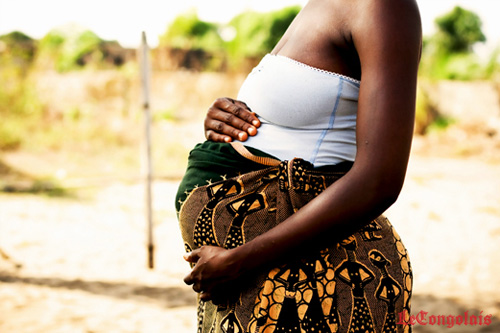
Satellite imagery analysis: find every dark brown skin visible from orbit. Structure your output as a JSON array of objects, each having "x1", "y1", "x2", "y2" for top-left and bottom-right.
[
  {"x1": 185, "y1": 0, "x2": 422, "y2": 302},
  {"x1": 204, "y1": 98, "x2": 260, "y2": 142}
]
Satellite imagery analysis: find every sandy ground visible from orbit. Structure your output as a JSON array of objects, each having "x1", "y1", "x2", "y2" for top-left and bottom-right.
[{"x1": 1, "y1": 142, "x2": 500, "y2": 332}]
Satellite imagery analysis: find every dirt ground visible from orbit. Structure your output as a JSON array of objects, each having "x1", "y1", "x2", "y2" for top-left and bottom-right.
[{"x1": 1, "y1": 134, "x2": 500, "y2": 332}]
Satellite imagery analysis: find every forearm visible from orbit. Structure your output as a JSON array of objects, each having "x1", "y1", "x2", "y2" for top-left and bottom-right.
[{"x1": 231, "y1": 165, "x2": 402, "y2": 274}]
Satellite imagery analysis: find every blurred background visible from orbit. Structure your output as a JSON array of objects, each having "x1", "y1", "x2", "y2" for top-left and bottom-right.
[{"x1": 1, "y1": 0, "x2": 499, "y2": 332}]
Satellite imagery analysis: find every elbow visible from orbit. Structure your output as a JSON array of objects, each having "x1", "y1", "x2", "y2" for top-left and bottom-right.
[
  {"x1": 357, "y1": 168, "x2": 405, "y2": 213},
  {"x1": 354, "y1": 158, "x2": 407, "y2": 210},
  {"x1": 371, "y1": 177, "x2": 404, "y2": 212},
  {"x1": 334, "y1": 159, "x2": 409, "y2": 218},
  {"x1": 377, "y1": 188, "x2": 400, "y2": 211}
]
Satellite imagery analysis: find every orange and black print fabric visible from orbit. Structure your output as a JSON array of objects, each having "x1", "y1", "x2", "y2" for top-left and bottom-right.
[{"x1": 176, "y1": 141, "x2": 412, "y2": 333}]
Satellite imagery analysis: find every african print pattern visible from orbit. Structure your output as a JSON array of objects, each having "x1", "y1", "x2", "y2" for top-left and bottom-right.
[{"x1": 177, "y1": 142, "x2": 412, "y2": 333}]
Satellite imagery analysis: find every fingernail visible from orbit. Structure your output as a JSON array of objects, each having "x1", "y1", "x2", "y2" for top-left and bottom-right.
[
  {"x1": 224, "y1": 136, "x2": 231, "y2": 143},
  {"x1": 252, "y1": 120, "x2": 260, "y2": 126},
  {"x1": 183, "y1": 254, "x2": 190, "y2": 260},
  {"x1": 238, "y1": 132, "x2": 245, "y2": 141},
  {"x1": 248, "y1": 127, "x2": 256, "y2": 135}
]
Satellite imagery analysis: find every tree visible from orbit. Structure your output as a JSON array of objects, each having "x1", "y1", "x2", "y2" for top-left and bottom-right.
[
  {"x1": 419, "y1": 6, "x2": 488, "y2": 80},
  {"x1": 225, "y1": 6, "x2": 300, "y2": 67},
  {"x1": 160, "y1": 7, "x2": 300, "y2": 71},
  {"x1": 160, "y1": 11, "x2": 224, "y2": 52},
  {"x1": 434, "y1": 6, "x2": 486, "y2": 54},
  {"x1": 0, "y1": 31, "x2": 37, "y2": 67}
]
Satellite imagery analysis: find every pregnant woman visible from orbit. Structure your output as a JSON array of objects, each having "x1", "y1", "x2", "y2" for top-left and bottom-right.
[{"x1": 176, "y1": 0, "x2": 421, "y2": 332}]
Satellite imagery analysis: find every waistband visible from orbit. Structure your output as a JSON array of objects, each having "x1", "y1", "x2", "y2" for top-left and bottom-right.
[{"x1": 231, "y1": 142, "x2": 352, "y2": 194}]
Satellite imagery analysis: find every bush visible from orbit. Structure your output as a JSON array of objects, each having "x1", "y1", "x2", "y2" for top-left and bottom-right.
[
  {"x1": 159, "y1": 11, "x2": 224, "y2": 53},
  {"x1": 419, "y1": 6, "x2": 491, "y2": 80},
  {"x1": 434, "y1": 6, "x2": 485, "y2": 54},
  {"x1": 226, "y1": 6, "x2": 300, "y2": 67},
  {"x1": 0, "y1": 75, "x2": 45, "y2": 150},
  {"x1": 160, "y1": 6, "x2": 301, "y2": 71},
  {"x1": 0, "y1": 36, "x2": 45, "y2": 150},
  {"x1": 37, "y1": 28, "x2": 105, "y2": 72}
]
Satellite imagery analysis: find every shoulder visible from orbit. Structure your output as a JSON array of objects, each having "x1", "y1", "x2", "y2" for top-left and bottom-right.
[
  {"x1": 349, "y1": 0, "x2": 422, "y2": 70},
  {"x1": 351, "y1": 0, "x2": 422, "y2": 39},
  {"x1": 351, "y1": 0, "x2": 421, "y2": 26},
  {"x1": 351, "y1": 0, "x2": 422, "y2": 44}
]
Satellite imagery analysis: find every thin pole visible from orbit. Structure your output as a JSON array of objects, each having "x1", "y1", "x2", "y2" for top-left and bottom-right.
[{"x1": 140, "y1": 31, "x2": 154, "y2": 269}]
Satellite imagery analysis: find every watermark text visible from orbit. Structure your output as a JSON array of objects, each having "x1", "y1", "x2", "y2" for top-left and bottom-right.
[{"x1": 397, "y1": 310, "x2": 493, "y2": 328}]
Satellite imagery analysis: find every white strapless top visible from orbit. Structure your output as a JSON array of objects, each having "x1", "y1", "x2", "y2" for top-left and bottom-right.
[{"x1": 237, "y1": 54, "x2": 360, "y2": 166}]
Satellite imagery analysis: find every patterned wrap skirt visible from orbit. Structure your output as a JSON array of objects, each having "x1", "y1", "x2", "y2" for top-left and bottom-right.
[{"x1": 176, "y1": 141, "x2": 413, "y2": 333}]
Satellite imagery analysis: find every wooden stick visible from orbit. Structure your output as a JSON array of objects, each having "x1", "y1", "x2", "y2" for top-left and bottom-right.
[{"x1": 140, "y1": 31, "x2": 154, "y2": 269}]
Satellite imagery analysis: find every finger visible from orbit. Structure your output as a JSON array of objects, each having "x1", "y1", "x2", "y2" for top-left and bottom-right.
[
  {"x1": 200, "y1": 291, "x2": 212, "y2": 302},
  {"x1": 205, "y1": 120, "x2": 249, "y2": 142},
  {"x1": 233, "y1": 100, "x2": 261, "y2": 128},
  {"x1": 221, "y1": 111, "x2": 258, "y2": 136},
  {"x1": 205, "y1": 130, "x2": 233, "y2": 143},
  {"x1": 207, "y1": 107, "x2": 255, "y2": 131},
  {"x1": 183, "y1": 249, "x2": 200, "y2": 263},
  {"x1": 183, "y1": 272, "x2": 194, "y2": 285},
  {"x1": 223, "y1": 106, "x2": 259, "y2": 132},
  {"x1": 246, "y1": 125, "x2": 258, "y2": 136},
  {"x1": 214, "y1": 99, "x2": 259, "y2": 129},
  {"x1": 192, "y1": 283, "x2": 203, "y2": 293},
  {"x1": 204, "y1": 105, "x2": 258, "y2": 141}
]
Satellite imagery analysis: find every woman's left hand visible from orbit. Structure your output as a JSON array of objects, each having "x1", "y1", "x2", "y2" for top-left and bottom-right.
[{"x1": 183, "y1": 246, "x2": 243, "y2": 303}]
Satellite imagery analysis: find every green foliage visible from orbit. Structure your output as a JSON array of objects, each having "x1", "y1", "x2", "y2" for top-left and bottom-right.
[
  {"x1": 1, "y1": 177, "x2": 69, "y2": 197},
  {"x1": 0, "y1": 31, "x2": 36, "y2": 59},
  {"x1": 160, "y1": 6, "x2": 300, "y2": 71},
  {"x1": 226, "y1": 6, "x2": 300, "y2": 61},
  {"x1": 0, "y1": 31, "x2": 32, "y2": 43},
  {"x1": 434, "y1": 6, "x2": 486, "y2": 54},
  {"x1": 66, "y1": 30, "x2": 102, "y2": 65},
  {"x1": 37, "y1": 27, "x2": 105, "y2": 72},
  {"x1": 419, "y1": 6, "x2": 490, "y2": 80},
  {"x1": 265, "y1": 6, "x2": 301, "y2": 51},
  {"x1": 153, "y1": 108, "x2": 177, "y2": 122},
  {"x1": 426, "y1": 115, "x2": 455, "y2": 133},
  {"x1": 0, "y1": 73, "x2": 45, "y2": 150},
  {"x1": 40, "y1": 31, "x2": 65, "y2": 49},
  {"x1": 483, "y1": 48, "x2": 500, "y2": 78},
  {"x1": 414, "y1": 85, "x2": 432, "y2": 135},
  {"x1": 420, "y1": 51, "x2": 487, "y2": 80},
  {"x1": 160, "y1": 11, "x2": 224, "y2": 52},
  {"x1": 0, "y1": 31, "x2": 37, "y2": 72},
  {"x1": 0, "y1": 36, "x2": 45, "y2": 150},
  {"x1": 226, "y1": 11, "x2": 269, "y2": 58},
  {"x1": 415, "y1": 83, "x2": 455, "y2": 135}
]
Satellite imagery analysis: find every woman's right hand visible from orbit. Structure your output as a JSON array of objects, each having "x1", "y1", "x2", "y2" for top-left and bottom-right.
[{"x1": 204, "y1": 98, "x2": 260, "y2": 142}]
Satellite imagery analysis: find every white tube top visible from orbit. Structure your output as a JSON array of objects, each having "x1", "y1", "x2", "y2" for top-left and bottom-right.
[{"x1": 237, "y1": 54, "x2": 360, "y2": 166}]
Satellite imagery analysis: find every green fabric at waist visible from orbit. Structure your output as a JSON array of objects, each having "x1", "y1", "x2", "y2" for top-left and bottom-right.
[
  {"x1": 175, "y1": 141, "x2": 353, "y2": 212},
  {"x1": 175, "y1": 141, "x2": 276, "y2": 212}
]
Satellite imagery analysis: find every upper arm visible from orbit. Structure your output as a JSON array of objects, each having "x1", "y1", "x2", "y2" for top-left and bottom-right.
[{"x1": 351, "y1": 0, "x2": 422, "y2": 193}]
